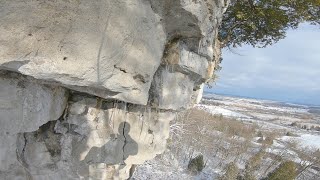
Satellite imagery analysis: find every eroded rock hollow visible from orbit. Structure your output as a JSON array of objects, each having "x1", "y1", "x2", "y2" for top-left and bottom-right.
[{"x1": 0, "y1": 0, "x2": 228, "y2": 179}]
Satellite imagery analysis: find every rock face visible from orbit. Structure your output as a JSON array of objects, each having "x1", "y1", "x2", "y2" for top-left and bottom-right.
[{"x1": 0, "y1": 0, "x2": 228, "y2": 179}]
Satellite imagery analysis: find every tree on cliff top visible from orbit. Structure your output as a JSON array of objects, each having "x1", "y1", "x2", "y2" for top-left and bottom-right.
[{"x1": 219, "y1": 0, "x2": 320, "y2": 48}]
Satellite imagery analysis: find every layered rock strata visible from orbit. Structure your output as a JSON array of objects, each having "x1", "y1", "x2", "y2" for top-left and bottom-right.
[{"x1": 0, "y1": 0, "x2": 228, "y2": 179}]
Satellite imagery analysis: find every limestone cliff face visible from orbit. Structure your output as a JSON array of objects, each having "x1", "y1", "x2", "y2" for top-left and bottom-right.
[{"x1": 0, "y1": 0, "x2": 228, "y2": 179}]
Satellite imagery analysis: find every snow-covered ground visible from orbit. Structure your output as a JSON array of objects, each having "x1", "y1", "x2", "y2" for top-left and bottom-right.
[
  {"x1": 197, "y1": 104, "x2": 250, "y2": 118},
  {"x1": 201, "y1": 93, "x2": 320, "y2": 131},
  {"x1": 202, "y1": 94, "x2": 311, "y2": 114},
  {"x1": 200, "y1": 94, "x2": 320, "y2": 152},
  {"x1": 133, "y1": 93, "x2": 320, "y2": 179},
  {"x1": 281, "y1": 134, "x2": 320, "y2": 150}
]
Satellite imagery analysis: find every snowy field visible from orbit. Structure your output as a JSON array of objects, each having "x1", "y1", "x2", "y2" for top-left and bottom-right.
[
  {"x1": 133, "y1": 93, "x2": 320, "y2": 180},
  {"x1": 199, "y1": 94, "x2": 320, "y2": 150}
]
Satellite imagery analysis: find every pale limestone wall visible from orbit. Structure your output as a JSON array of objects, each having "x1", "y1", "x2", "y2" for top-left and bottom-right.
[{"x1": 0, "y1": 0, "x2": 228, "y2": 179}]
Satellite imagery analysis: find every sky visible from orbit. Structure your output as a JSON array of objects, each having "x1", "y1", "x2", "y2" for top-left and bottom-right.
[{"x1": 206, "y1": 24, "x2": 320, "y2": 105}]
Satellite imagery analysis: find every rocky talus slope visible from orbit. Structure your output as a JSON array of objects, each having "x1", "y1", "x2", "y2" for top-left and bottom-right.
[{"x1": 0, "y1": 0, "x2": 228, "y2": 179}]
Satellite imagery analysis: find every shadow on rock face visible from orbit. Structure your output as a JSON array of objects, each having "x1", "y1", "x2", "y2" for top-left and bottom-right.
[{"x1": 83, "y1": 122, "x2": 138, "y2": 165}]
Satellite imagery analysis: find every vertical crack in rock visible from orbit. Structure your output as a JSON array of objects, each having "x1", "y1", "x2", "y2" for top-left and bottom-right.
[
  {"x1": 122, "y1": 122, "x2": 128, "y2": 164},
  {"x1": 139, "y1": 113, "x2": 144, "y2": 138},
  {"x1": 94, "y1": 97, "x2": 103, "y2": 122},
  {"x1": 15, "y1": 133, "x2": 33, "y2": 180},
  {"x1": 62, "y1": 102, "x2": 70, "y2": 121},
  {"x1": 16, "y1": 133, "x2": 28, "y2": 169},
  {"x1": 21, "y1": 134, "x2": 27, "y2": 164}
]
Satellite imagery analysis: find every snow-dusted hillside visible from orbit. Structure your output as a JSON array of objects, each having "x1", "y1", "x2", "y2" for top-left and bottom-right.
[
  {"x1": 132, "y1": 94, "x2": 320, "y2": 180},
  {"x1": 199, "y1": 94, "x2": 320, "y2": 150}
]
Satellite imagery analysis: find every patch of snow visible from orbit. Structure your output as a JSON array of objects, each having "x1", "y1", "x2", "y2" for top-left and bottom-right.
[
  {"x1": 196, "y1": 105, "x2": 251, "y2": 118},
  {"x1": 280, "y1": 134, "x2": 320, "y2": 150},
  {"x1": 272, "y1": 140, "x2": 285, "y2": 148}
]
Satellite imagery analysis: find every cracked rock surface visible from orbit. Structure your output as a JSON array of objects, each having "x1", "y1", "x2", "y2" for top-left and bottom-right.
[{"x1": 0, "y1": 0, "x2": 228, "y2": 179}]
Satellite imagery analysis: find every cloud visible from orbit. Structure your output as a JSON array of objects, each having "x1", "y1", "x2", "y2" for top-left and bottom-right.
[{"x1": 208, "y1": 24, "x2": 320, "y2": 105}]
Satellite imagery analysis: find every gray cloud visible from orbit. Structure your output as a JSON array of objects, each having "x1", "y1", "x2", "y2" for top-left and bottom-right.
[{"x1": 208, "y1": 24, "x2": 320, "y2": 105}]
